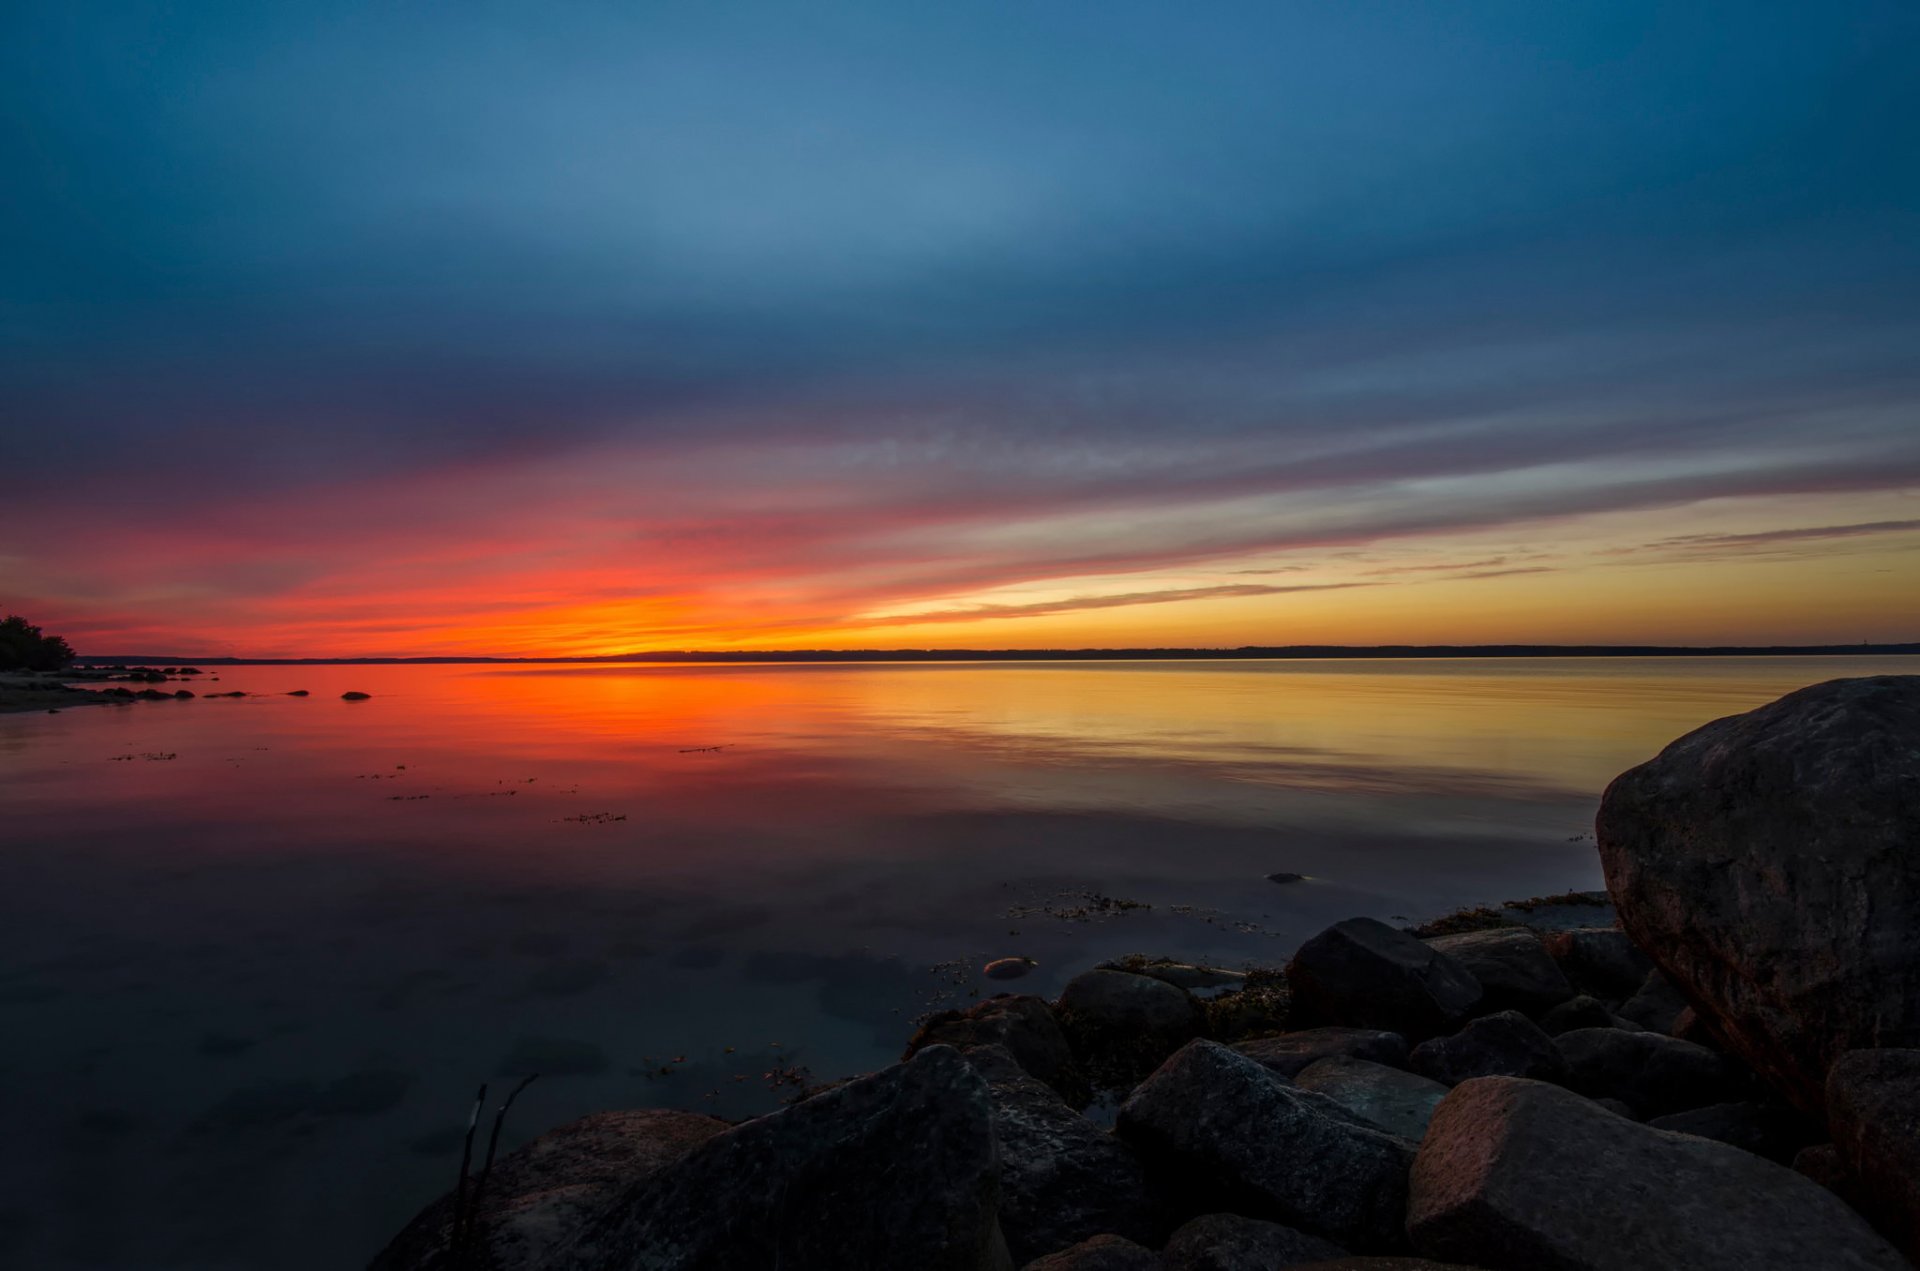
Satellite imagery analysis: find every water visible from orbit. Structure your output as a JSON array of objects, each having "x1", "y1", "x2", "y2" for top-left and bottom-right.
[{"x1": 2, "y1": 655, "x2": 1912, "y2": 1268}]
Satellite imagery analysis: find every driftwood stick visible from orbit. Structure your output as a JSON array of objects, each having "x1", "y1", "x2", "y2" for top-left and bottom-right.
[{"x1": 448, "y1": 1083, "x2": 487, "y2": 1265}]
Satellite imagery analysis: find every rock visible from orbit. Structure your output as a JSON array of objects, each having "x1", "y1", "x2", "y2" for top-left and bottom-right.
[
  {"x1": 1407, "y1": 1076, "x2": 1907, "y2": 1270},
  {"x1": 1409, "y1": 1011, "x2": 1569, "y2": 1087},
  {"x1": 1536, "y1": 995, "x2": 1622, "y2": 1036},
  {"x1": 545, "y1": 1046, "x2": 1008, "y2": 1271},
  {"x1": 1593, "y1": 1097, "x2": 1637, "y2": 1120},
  {"x1": 287, "y1": 689, "x2": 310, "y2": 697},
  {"x1": 342, "y1": 690, "x2": 372, "y2": 700},
  {"x1": 1291, "y1": 1262, "x2": 1480, "y2": 1270},
  {"x1": 1022, "y1": 1234, "x2": 1162, "y2": 1271},
  {"x1": 1616, "y1": 969, "x2": 1689, "y2": 1034},
  {"x1": 1294, "y1": 1057, "x2": 1448, "y2": 1141},
  {"x1": 986, "y1": 957, "x2": 1038, "y2": 980},
  {"x1": 1827, "y1": 1047, "x2": 1920, "y2": 1261},
  {"x1": 1102, "y1": 959, "x2": 1246, "y2": 993},
  {"x1": 1232, "y1": 1028, "x2": 1409, "y2": 1079},
  {"x1": 173, "y1": 689, "x2": 194, "y2": 699},
  {"x1": 1424, "y1": 928, "x2": 1574, "y2": 1015},
  {"x1": 1793, "y1": 1143, "x2": 1856, "y2": 1197},
  {"x1": 965, "y1": 1046, "x2": 1162, "y2": 1265},
  {"x1": 368, "y1": 1108, "x2": 726, "y2": 1270},
  {"x1": 1267, "y1": 872, "x2": 1307, "y2": 884},
  {"x1": 1539, "y1": 927, "x2": 1652, "y2": 1001},
  {"x1": 1555, "y1": 1027, "x2": 1732, "y2": 1117},
  {"x1": 1160, "y1": 1212, "x2": 1347, "y2": 1270},
  {"x1": 1285, "y1": 918, "x2": 1482, "y2": 1041},
  {"x1": 1596, "y1": 676, "x2": 1920, "y2": 1113},
  {"x1": 905, "y1": 994, "x2": 1086, "y2": 1105},
  {"x1": 1117, "y1": 1039, "x2": 1415, "y2": 1251},
  {"x1": 1056, "y1": 970, "x2": 1204, "y2": 1087},
  {"x1": 1647, "y1": 1100, "x2": 1809, "y2": 1164}
]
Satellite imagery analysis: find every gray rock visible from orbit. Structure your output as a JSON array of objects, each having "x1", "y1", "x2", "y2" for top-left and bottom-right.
[
  {"x1": 1597, "y1": 676, "x2": 1920, "y2": 1113},
  {"x1": 1407, "y1": 1076, "x2": 1907, "y2": 1270},
  {"x1": 1592, "y1": 1097, "x2": 1638, "y2": 1120},
  {"x1": 1409, "y1": 1011, "x2": 1569, "y2": 1087},
  {"x1": 1424, "y1": 928, "x2": 1573, "y2": 1015},
  {"x1": 545, "y1": 1046, "x2": 1009, "y2": 1271},
  {"x1": 1555, "y1": 1026, "x2": 1732, "y2": 1117},
  {"x1": 1827, "y1": 1047, "x2": 1920, "y2": 1262},
  {"x1": 1539, "y1": 927, "x2": 1653, "y2": 1001},
  {"x1": 1616, "y1": 969, "x2": 1689, "y2": 1034},
  {"x1": 965, "y1": 1045, "x2": 1162, "y2": 1265},
  {"x1": 1161, "y1": 1212, "x2": 1347, "y2": 1270},
  {"x1": 1535, "y1": 995, "x2": 1618, "y2": 1037},
  {"x1": 368, "y1": 1109, "x2": 726, "y2": 1270},
  {"x1": 1295, "y1": 1057, "x2": 1448, "y2": 1141},
  {"x1": 1101, "y1": 959, "x2": 1247, "y2": 993},
  {"x1": 906, "y1": 994, "x2": 1087, "y2": 1105},
  {"x1": 1022, "y1": 1234, "x2": 1162, "y2": 1271},
  {"x1": 1117, "y1": 1040, "x2": 1415, "y2": 1252},
  {"x1": 1057, "y1": 970, "x2": 1205, "y2": 1086},
  {"x1": 1647, "y1": 1100, "x2": 1810, "y2": 1164},
  {"x1": 1232, "y1": 1028, "x2": 1409, "y2": 1080},
  {"x1": 1285, "y1": 918, "x2": 1482, "y2": 1041}
]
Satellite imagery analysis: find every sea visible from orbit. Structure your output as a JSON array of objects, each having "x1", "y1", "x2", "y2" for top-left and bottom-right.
[{"x1": 3, "y1": 655, "x2": 1913, "y2": 1268}]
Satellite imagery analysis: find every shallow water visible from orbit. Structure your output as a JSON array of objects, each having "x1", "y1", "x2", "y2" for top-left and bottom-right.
[{"x1": 2, "y1": 655, "x2": 1912, "y2": 1267}]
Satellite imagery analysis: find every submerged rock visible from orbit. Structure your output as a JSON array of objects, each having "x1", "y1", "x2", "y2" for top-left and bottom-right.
[
  {"x1": 1407, "y1": 1076, "x2": 1906, "y2": 1270},
  {"x1": 1286, "y1": 918, "x2": 1482, "y2": 1041},
  {"x1": 1597, "y1": 675, "x2": 1920, "y2": 1113}
]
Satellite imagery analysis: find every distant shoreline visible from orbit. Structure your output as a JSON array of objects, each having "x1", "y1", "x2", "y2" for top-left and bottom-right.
[{"x1": 68, "y1": 642, "x2": 1920, "y2": 666}]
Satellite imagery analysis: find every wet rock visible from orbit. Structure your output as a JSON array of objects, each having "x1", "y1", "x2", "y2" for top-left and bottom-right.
[
  {"x1": 1422, "y1": 928, "x2": 1573, "y2": 1015},
  {"x1": 287, "y1": 689, "x2": 310, "y2": 697},
  {"x1": 986, "y1": 957, "x2": 1038, "y2": 980},
  {"x1": 1294, "y1": 1056, "x2": 1448, "y2": 1141},
  {"x1": 1409, "y1": 1011, "x2": 1569, "y2": 1087},
  {"x1": 1536, "y1": 995, "x2": 1622, "y2": 1036},
  {"x1": 368, "y1": 1109, "x2": 725, "y2": 1270},
  {"x1": 1407, "y1": 1076, "x2": 1906, "y2": 1271},
  {"x1": 1266, "y1": 872, "x2": 1307, "y2": 885},
  {"x1": 1057, "y1": 970, "x2": 1204, "y2": 1087},
  {"x1": 1285, "y1": 918, "x2": 1482, "y2": 1041},
  {"x1": 1232, "y1": 1028, "x2": 1409, "y2": 1080},
  {"x1": 173, "y1": 689, "x2": 194, "y2": 699},
  {"x1": 547, "y1": 1046, "x2": 1007, "y2": 1271},
  {"x1": 1555, "y1": 1027, "x2": 1732, "y2": 1117},
  {"x1": 1539, "y1": 927, "x2": 1652, "y2": 1002},
  {"x1": 1646, "y1": 1100, "x2": 1809, "y2": 1165},
  {"x1": 1597, "y1": 676, "x2": 1920, "y2": 1113},
  {"x1": 966, "y1": 1045, "x2": 1162, "y2": 1265},
  {"x1": 1160, "y1": 1212, "x2": 1346, "y2": 1270},
  {"x1": 1827, "y1": 1047, "x2": 1920, "y2": 1262},
  {"x1": 1023, "y1": 1234, "x2": 1161, "y2": 1271},
  {"x1": 341, "y1": 690, "x2": 372, "y2": 700},
  {"x1": 1117, "y1": 1039, "x2": 1415, "y2": 1251},
  {"x1": 906, "y1": 994, "x2": 1087, "y2": 1106},
  {"x1": 1616, "y1": 969, "x2": 1689, "y2": 1034}
]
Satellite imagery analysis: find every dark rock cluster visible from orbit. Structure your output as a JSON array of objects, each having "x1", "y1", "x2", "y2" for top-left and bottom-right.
[{"x1": 369, "y1": 676, "x2": 1920, "y2": 1270}]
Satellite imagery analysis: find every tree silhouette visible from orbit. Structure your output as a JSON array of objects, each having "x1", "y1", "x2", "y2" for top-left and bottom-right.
[{"x1": 0, "y1": 614, "x2": 76, "y2": 672}]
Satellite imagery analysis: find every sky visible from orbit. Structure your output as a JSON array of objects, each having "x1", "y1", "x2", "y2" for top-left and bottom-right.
[{"x1": 3, "y1": 1, "x2": 1918, "y2": 656}]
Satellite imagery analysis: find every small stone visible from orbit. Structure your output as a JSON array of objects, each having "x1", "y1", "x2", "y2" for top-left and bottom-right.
[
  {"x1": 1409, "y1": 1011, "x2": 1569, "y2": 1087},
  {"x1": 341, "y1": 690, "x2": 372, "y2": 700},
  {"x1": 986, "y1": 956, "x2": 1038, "y2": 980}
]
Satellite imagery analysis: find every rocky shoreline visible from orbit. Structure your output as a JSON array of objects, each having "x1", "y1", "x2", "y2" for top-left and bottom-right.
[{"x1": 369, "y1": 675, "x2": 1920, "y2": 1270}]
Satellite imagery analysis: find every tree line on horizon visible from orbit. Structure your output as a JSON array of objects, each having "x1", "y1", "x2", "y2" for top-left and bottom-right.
[{"x1": 0, "y1": 614, "x2": 76, "y2": 672}]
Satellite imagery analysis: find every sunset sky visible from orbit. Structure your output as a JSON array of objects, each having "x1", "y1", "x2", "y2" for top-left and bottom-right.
[{"x1": 5, "y1": 2, "x2": 1918, "y2": 656}]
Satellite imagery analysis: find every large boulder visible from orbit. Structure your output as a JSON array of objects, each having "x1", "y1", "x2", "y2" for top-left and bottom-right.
[
  {"x1": 1539, "y1": 928, "x2": 1653, "y2": 1002},
  {"x1": 1423, "y1": 928, "x2": 1573, "y2": 1015},
  {"x1": 1827, "y1": 1047, "x2": 1920, "y2": 1262},
  {"x1": 1160, "y1": 1212, "x2": 1347, "y2": 1270},
  {"x1": 368, "y1": 1109, "x2": 726, "y2": 1270},
  {"x1": 1408, "y1": 1011, "x2": 1569, "y2": 1087},
  {"x1": 1116, "y1": 1040, "x2": 1415, "y2": 1251},
  {"x1": 1232, "y1": 1028, "x2": 1409, "y2": 1080},
  {"x1": 1554, "y1": 1027, "x2": 1732, "y2": 1117},
  {"x1": 1285, "y1": 919, "x2": 1482, "y2": 1041},
  {"x1": 544, "y1": 1046, "x2": 1010, "y2": 1270},
  {"x1": 1022, "y1": 1234, "x2": 1161, "y2": 1271},
  {"x1": 1294, "y1": 1057, "x2": 1449, "y2": 1142},
  {"x1": 1646, "y1": 1100, "x2": 1810, "y2": 1165},
  {"x1": 1407, "y1": 1076, "x2": 1907, "y2": 1270},
  {"x1": 1056, "y1": 970, "x2": 1205, "y2": 1086},
  {"x1": 1596, "y1": 675, "x2": 1920, "y2": 1113},
  {"x1": 965, "y1": 1046, "x2": 1162, "y2": 1265},
  {"x1": 907, "y1": 994, "x2": 1088, "y2": 1105}
]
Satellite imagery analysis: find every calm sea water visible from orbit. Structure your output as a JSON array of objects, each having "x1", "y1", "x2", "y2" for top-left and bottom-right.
[{"x1": 3, "y1": 656, "x2": 1913, "y2": 1268}]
